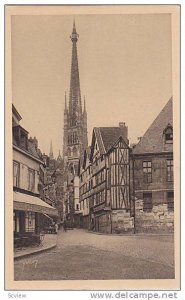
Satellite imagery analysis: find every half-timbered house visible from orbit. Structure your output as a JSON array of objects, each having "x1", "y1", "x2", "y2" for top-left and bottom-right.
[{"x1": 79, "y1": 123, "x2": 134, "y2": 233}]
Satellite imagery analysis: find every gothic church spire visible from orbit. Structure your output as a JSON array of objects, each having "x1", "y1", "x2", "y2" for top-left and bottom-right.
[
  {"x1": 69, "y1": 20, "x2": 82, "y2": 126},
  {"x1": 49, "y1": 140, "x2": 54, "y2": 159}
]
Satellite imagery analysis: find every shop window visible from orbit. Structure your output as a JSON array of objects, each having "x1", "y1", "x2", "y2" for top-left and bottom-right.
[
  {"x1": 143, "y1": 192, "x2": 152, "y2": 212},
  {"x1": 13, "y1": 161, "x2": 20, "y2": 187},
  {"x1": 25, "y1": 211, "x2": 35, "y2": 232},
  {"x1": 167, "y1": 159, "x2": 173, "y2": 182},
  {"x1": 143, "y1": 161, "x2": 152, "y2": 183},
  {"x1": 167, "y1": 191, "x2": 174, "y2": 211},
  {"x1": 28, "y1": 168, "x2": 35, "y2": 192}
]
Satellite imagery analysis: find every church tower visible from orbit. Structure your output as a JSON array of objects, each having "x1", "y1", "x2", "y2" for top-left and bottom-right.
[
  {"x1": 63, "y1": 21, "x2": 88, "y2": 174},
  {"x1": 63, "y1": 21, "x2": 88, "y2": 227}
]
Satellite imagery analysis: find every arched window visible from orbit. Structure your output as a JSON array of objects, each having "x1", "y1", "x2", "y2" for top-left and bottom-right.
[
  {"x1": 73, "y1": 146, "x2": 78, "y2": 157},
  {"x1": 67, "y1": 147, "x2": 71, "y2": 157}
]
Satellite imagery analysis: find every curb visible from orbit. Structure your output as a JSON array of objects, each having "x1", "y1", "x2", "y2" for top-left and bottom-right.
[
  {"x1": 86, "y1": 230, "x2": 174, "y2": 237},
  {"x1": 14, "y1": 244, "x2": 57, "y2": 260}
]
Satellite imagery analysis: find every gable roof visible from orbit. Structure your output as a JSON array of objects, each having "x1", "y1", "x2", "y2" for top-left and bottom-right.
[
  {"x1": 12, "y1": 104, "x2": 22, "y2": 122},
  {"x1": 133, "y1": 97, "x2": 173, "y2": 154},
  {"x1": 90, "y1": 126, "x2": 129, "y2": 160}
]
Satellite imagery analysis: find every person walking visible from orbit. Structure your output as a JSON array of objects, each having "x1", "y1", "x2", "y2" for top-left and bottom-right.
[
  {"x1": 63, "y1": 220, "x2": 67, "y2": 232},
  {"x1": 55, "y1": 223, "x2": 58, "y2": 234}
]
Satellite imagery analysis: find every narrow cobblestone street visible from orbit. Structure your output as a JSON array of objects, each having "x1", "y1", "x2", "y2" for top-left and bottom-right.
[{"x1": 14, "y1": 229, "x2": 174, "y2": 280}]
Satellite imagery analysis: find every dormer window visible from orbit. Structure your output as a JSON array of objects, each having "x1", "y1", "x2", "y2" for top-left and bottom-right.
[
  {"x1": 163, "y1": 124, "x2": 173, "y2": 144},
  {"x1": 13, "y1": 125, "x2": 28, "y2": 150},
  {"x1": 20, "y1": 131, "x2": 28, "y2": 149}
]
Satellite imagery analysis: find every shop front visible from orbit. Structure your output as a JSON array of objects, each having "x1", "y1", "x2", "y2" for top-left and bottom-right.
[{"x1": 13, "y1": 191, "x2": 58, "y2": 247}]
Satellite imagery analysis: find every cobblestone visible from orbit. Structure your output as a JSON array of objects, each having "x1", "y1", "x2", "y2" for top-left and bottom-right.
[{"x1": 14, "y1": 229, "x2": 174, "y2": 280}]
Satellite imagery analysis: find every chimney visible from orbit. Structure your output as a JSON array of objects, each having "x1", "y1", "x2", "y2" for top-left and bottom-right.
[
  {"x1": 119, "y1": 122, "x2": 128, "y2": 139},
  {"x1": 33, "y1": 136, "x2": 38, "y2": 149}
]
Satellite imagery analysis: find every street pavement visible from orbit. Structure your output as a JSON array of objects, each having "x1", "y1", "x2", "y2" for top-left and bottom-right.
[
  {"x1": 14, "y1": 233, "x2": 57, "y2": 259},
  {"x1": 14, "y1": 229, "x2": 175, "y2": 280}
]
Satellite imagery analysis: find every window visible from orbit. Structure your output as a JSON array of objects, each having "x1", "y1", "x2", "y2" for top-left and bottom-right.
[
  {"x1": 14, "y1": 211, "x2": 20, "y2": 233},
  {"x1": 143, "y1": 161, "x2": 152, "y2": 183},
  {"x1": 20, "y1": 131, "x2": 27, "y2": 149},
  {"x1": 28, "y1": 168, "x2": 35, "y2": 192},
  {"x1": 167, "y1": 159, "x2": 173, "y2": 182},
  {"x1": 25, "y1": 211, "x2": 35, "y2": 232},
  {"x1": 13, "y1": 161, "x2": 20, "y2": 187},
  {"x1": 67, "y1": 147, "x2": 71, "y2": 157},
  {"x1": 167, "y1": 191, "x2": 174, "y2": 211},
  {"x1": 143, "y1": 192, "x2": 152, "y2": 212},
  {"x1": 13, "y1": 211, "x2": 16, "y2": 232},
  {"x1": 73, "y1": 147, "x2": 78, "y2": 157},
  {"x1": 164, "y1": 125, "x2": 173, "y2": 144},
  {"x1": 76, "y1": 204, "x2": 79, "y2": 211},
  {"x1": 74, "y1": 164, "x2": 78, "y2": 175}
]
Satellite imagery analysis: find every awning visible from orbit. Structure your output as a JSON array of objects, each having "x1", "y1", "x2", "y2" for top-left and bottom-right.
[
  {"x1": 43, "y1": 213, "x2": 53, "y2": 220},
  {"x1": 13, "y1": 191, "x2": 58, "y2": 216}
]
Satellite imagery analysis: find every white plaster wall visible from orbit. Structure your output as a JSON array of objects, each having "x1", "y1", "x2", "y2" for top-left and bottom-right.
[{"x1": 13, "y1": 148, "x2": 40, "y2": 194}]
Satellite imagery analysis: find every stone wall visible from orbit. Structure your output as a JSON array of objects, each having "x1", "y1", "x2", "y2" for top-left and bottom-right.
[
  {"x1": 111, "y1": 210, "x2": 134, "y2": 234},
  {"x1": 135, "y1": 199, "x2": 174, "y2": 233},
  {"x1": 95, "y1": 212, "x2": 111, "y2": 234}
]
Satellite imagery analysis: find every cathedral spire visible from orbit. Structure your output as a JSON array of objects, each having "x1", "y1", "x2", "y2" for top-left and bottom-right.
[
  {"x1": 83, "y1": 96, "x2": 87, "y2": 114},
  {"x1": 73, "y1": 19, "x2": 76, "y2": 33},
  {"x1": 64, "y1": 91, "x2": 67, "y2": 111},
  {"x1": 49, "y1": 140, "x2": 54, "y2": 159},
  {"x1": 57, "y1": 149, "x2": 62, "y2": 160},
  {"x1": 69, "y1": 20, "x2": 82, "y2": 126}
]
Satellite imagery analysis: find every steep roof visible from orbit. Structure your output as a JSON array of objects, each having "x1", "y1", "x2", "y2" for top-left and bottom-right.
[
  {"x1": 90, "y1": 126, "x2": 129, "y2": 160},
  {"x1": 99, "y1": 127, "x2": 129, "y2": 152},
  {"x1": 133, "y1": 97, "x2": 173, "y2": 154},
  {"x1": 12, "y1": 104, "x2": 22, "y2": 122}
]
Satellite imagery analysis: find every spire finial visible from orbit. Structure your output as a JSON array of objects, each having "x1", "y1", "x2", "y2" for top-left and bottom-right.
[
  {"x1": 49, "y1": 140, "x2": 54, "y2": 159},
  {"x1": 58, "y1": 149, "x2": 61, "y2": 159},
  {"x1": 70, "y1": 19, "x2": 79, "y2": 42},
  {"x1": 84, "y1": 96, "x2": 86, "y2": 113},
  {"x1": 73, "y1": 19, "x2": 76, "y2": 33}
]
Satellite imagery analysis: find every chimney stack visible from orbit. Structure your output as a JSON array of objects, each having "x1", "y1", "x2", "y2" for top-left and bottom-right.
[
  {"x1": 33, "y1": 136, "x2": 38, "y2": 149},
  {"x1": 119, "y1": 122, "x2": 128, "y2": 139}
]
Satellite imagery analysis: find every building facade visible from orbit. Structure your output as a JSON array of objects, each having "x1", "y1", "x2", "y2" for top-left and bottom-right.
[
  {"x1": 42, "y1": 147, "x2": 65, "y2": 223},
  {"x1": 79, "y1": 123, "x2": 134, "y2": 234},
  {"x1": 63, "y1": 22, "x2": 88, "y2": 227},
  {"x1": 13, "y1": 105, "x2": 57, "y2": 246},
  {"x1": 132, "y1": 98, "x2": 174, "y2": 233}
]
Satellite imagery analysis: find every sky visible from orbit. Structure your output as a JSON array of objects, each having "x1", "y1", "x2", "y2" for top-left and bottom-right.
[{"x1": 11, "y1": 13, "x2": 172, "y2": 158}]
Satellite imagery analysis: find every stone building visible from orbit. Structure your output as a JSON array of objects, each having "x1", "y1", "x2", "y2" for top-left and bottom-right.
[
  {"x1": 42, "y1": 147, "x2": 65, "y2": 223},
  {"x1": 79, "y1": 123, "x2": 134, "y2": 234},
  {"x1": 12, "y1": 105, "x2": 57, "y2": 246},
  {"x1": 62, "y1": 22, "x2": 88, "y2": 227},
  {"x1": 131, "y1": 97, "x2": 174, "y2": 233}
]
